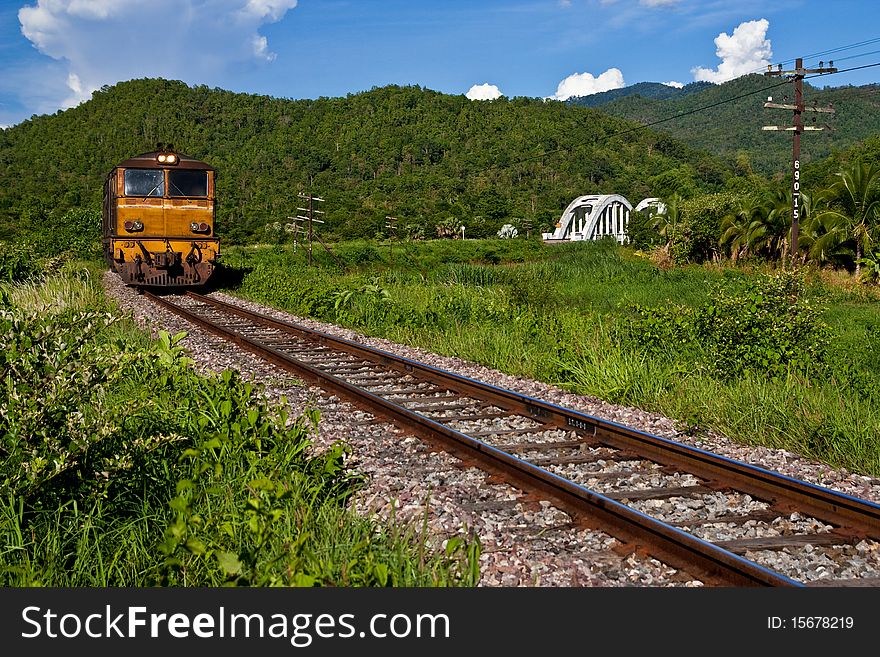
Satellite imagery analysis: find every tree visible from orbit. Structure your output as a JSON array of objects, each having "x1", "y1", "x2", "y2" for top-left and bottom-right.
[
  {"x1": 720, "y1": 195, "x2": 764, "y2": 262},
  {"x1": 651, "y1": 193, "x2": 682, "y2": 249},
  {"x1": 749, "y1": 187, "x2": 796, "y2": 262},
  {"x1": 810, "y1": 162, "x2": 880, "y2": 277}
]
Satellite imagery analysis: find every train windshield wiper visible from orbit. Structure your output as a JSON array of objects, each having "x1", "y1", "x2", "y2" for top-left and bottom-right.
[
  {"x1": 141, "y1": 182, "x2": 163, "y2": 202},
  {"x1": 168, "y1": 179, "x2": 186, "y2": 196}
]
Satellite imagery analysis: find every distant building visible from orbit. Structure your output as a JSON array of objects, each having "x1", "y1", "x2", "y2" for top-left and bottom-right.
[{"x1": 542, "y1": 194, "x2": 632, "y2": 243}]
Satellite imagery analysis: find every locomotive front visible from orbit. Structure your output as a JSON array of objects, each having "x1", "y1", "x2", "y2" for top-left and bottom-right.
[{"x1": 103, "y1": 146, "x2": 219, "y2": 286}]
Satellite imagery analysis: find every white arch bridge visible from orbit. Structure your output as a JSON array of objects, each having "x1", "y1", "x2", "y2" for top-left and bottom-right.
[{"x1": 542, "y1": 194, "x2": 633, "y2": 243}]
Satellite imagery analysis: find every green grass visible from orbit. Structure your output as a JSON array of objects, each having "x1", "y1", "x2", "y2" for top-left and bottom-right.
[
  {"x1": 0, "y1": 267, "x2": 480, "y2": 587},
  {"x1": 0, "y1": 260, "x2": 104, "y2": 313},
  {"x1": 220, "y1": 238, "x2": 880, "y2": 478}
]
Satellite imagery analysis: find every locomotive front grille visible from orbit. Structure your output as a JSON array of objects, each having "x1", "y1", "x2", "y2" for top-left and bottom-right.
[
  {"x1": 152, "y1": 250, "x2": 182, "y2": 269},
  {"x1": 117, "y1": 260, "x2": 213, "y2": 287}
]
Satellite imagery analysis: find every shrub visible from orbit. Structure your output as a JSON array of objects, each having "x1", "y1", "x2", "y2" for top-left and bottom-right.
[
  {"x1": 628, "y1": 271, "x2": 831, "y2": 379},
  {"x1": 625, "y1": 210, "x2": 664, "y2": 249},
  {"x1": 404, "y1": 223, "x2": 425, "y2": 241},
  {"x1": 672, "y1": 192, "x2": 738, "y2": 264}
]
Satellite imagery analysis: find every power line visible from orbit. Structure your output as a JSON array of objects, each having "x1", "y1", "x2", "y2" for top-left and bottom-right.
[
  {"x1": 485, "y1": 77, "x2": 794, "y2": 173},
  {"x1": 800, "y1": 36, "x2": 880, "y2": 62},
  {"x1": 493, "y1": 60, "x2": 880, "y2": 174},
  {"x1": 603, "y1": 79, "x2": 792, "y2": 139},
  {"x1": 633, "y1": 62, "x2": 880, "y2": 136},
  {"x1": 805, "y1": 60, "x2": 880, "y2": 79},
  {"x1": 740, "y1": 35, "x2": 880, "y2": 78},
  {"x1": 813, "y1": 47, "x2": 880, "y2": 65}
]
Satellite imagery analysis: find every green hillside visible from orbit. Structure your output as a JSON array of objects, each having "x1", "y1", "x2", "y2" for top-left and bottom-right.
[
  {"x1": 567, "y1": 81, "x2": 713, "y2": 108},
  {"x1": 593, "y1": 74, "x2": 880, "y2": 176},
  {"x1": 0, "y1": 78, "x2": 730, "y2": 243}
]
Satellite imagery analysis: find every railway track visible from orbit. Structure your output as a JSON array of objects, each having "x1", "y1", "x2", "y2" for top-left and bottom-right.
[{"x1": 146, "y1": 290, "x2": 880, "y2": 587}]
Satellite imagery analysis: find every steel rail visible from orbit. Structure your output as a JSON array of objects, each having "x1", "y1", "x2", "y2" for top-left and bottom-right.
[
  {"x1": 144, "y1": 290, "x2": 813, "y2": 586},
  {"x1": 183, "y1": 292, "x2": 880, "y2": 540}
]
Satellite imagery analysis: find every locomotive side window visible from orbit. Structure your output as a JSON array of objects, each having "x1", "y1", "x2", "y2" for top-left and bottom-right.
[
  {"x1": 168, "y1": 170, "x2": 208, "y2": 197},
  {"x1": 124, "y1": 169, "x2": 164, "y2": 197}
]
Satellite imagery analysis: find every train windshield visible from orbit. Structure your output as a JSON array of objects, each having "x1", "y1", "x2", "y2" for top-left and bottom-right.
[
  {"x1": 124, "y1": 169, "x2": 164, "y2": 197},
  {"x1": 168, "y1": 170, "x2": 208, "y2": 197}
]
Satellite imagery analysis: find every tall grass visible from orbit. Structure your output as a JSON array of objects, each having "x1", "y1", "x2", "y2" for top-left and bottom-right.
[
  {"x1": 0, "y1": 262, "x2": 103, "y2": 313},
  {"x1": 223, "y1": 239, "x2": 880, "y2": 477}
]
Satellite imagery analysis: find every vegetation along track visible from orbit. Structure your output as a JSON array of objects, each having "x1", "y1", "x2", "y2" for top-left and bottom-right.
[{"x1": 146, "y1": 290, "x2": 880, "y2": 587}]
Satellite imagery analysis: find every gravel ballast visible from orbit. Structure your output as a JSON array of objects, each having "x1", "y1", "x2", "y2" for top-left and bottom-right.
[{"x1": 103, "y1": 273, "x2": 880, "y2": 586}]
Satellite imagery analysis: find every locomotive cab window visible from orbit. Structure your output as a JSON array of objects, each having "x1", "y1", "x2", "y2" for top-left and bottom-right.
[
  {"x1": 168, "y1": 170, "x2": 208, "y2": 197},
  {"x1": 124, "y1": 169, "x2": 164, "y2": 197}
]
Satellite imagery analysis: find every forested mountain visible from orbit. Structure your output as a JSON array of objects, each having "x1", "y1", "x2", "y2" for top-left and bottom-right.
[
  {"x1": 0, "y1": 78, "x2": 731, "y2": 242},
  {"x1": 591, "y1": 74, "x2": 880, "y2": 176},
  {"x1": 804, "y1": 133, "x2": 880, "y2": 187},
  {"x1": 567, "y1": 81, "x2": 713, "y2": 108}
]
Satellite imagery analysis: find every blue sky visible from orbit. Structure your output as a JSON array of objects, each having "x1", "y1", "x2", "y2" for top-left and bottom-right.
[{"x1": 1, "y1": 0, "x2": 879, "y2": 127}]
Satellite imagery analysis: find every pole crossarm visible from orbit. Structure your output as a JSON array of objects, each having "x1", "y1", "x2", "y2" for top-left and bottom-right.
[
  {"x1": 763, "y1": 102, "x2": 835, "y2": 113},
  {"x1": 292, "y1": 191, "x2": 341, "y2": 268},
  {"x1": 761, "y1": 125, "x2": 830, "y2": 131},
  {"x1": 765, "y1": 67, "x2": 839, "y2": 77}
]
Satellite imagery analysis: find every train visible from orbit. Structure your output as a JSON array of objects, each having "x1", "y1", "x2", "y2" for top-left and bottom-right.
[{"x1": 102, "y1": 145, "x2": 219, "y2": 286}]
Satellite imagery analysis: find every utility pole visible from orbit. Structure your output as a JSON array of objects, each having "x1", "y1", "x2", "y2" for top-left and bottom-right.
[
  {"x1": 763, "y1": 57, "x2": 837, "y2": 267},
  {"x1": 385, "y1": 216, "x2": 397, "y2": 266},
  {"x1": 296, "y1": 192, "x2": 325, "y2": 266},
  {"x1": 286, "y1": 216, "x2": 304, "y2": 253}
]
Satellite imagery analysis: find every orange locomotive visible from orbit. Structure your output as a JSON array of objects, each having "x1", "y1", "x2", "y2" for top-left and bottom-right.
[{"x1": 102, "y1": 144, "x2": 219, "y2": 286}]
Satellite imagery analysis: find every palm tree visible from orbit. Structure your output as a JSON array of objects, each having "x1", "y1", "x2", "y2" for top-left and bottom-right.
[
  {"x1": 748, "y1": 187, "x2": 798, "y2": 262},
  {"x1": 720, "y1": 195, "x2": 765, "y2": 263},
  {"x1": 652, "y1": 194, "x2": 682, "y2": 249},
  {"x1": 811, "y1": 162, "x2": 880, "y2": 278}
]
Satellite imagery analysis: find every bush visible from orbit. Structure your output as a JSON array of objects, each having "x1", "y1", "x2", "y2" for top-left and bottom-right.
[
  {"x1": 625, "y1": 210, "x2": 664, "y2": 249},
  {"x1": 0, "y1": 241, "x2": 41, "y2": 282},
  {"x1": 628, "y1": 271, "x2": 831, "y2": 379},
  {"x1": 695, "y1": 271, "x2": 830, "y2": 378},
  {"x1": 672, "y1": 192, "x2": 738, "y2": 264}
]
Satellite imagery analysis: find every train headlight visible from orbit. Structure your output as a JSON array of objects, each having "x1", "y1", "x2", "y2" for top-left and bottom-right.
[
  {"x1": 124, "y1": 220, "x2": 144, "y2": 232},
  {"x1": 156, "y1": 152, "x2": 178, "y2": 165},
  {"x1": 157, "y1": 154, "x2": 167, "y2": 163}
]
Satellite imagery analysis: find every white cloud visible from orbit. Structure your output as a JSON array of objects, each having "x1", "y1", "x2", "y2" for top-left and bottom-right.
[
  {"x1": 18, "y1": 0, "x2": 298, "y2": 110},
  {"x1": 242, "y1": 0, "x2": 298, "y2": 21},
  {"x1": 63, "y1": 72, "x2": 87, "y2": 107},
  {"x1": 692, "y1": 18, "x2": 772, "y2": 84},
  {"x1": 558, "y1": 0, "x2": 572, "y2": 7},
  {"x1": 466, "y1": 83, "x2": 503, "y2": 101},
  {"x1": 252, "y1": 35, "x2": 276, "y2": 61},
  {"x1": 550, "y1": 67, "x2": 624, "y2": 101},
  {"x1": 662, "y1": 80, "x2": 684, "y2": 88},
  {"x1": 640, "y1": 0, "x2": 680, "y2": 6}
]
